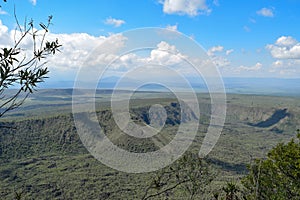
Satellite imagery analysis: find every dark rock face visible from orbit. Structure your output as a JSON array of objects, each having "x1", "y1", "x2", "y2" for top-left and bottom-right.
[
  {"x1": 248, "y1": 108, "x2": 289, "y2": 128},
  {"x1": 132, "y1": 102, "x2": 198, "y2": 126}
]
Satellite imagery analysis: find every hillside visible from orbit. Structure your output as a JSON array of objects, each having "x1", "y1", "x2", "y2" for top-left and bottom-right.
[{"x1": 0, "y1": 91, "x2": 300, "y2": 199}]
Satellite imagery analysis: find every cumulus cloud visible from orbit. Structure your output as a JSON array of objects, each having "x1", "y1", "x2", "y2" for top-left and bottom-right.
[
  {"x1": 238, "y1": 62, "x2": 262, "y2": 71},
  {"x1": 47, "y1": 33, "x2": 108, "y2": 70},
  {"x1": 49, "y1": 33, "x2": 129, "y2": 73},
  {"x1": 0, "y1": 19, "x2": 127, "y2": 73},
  {"x1": 149, "y1": 41, "x2": 186, "y2": 65},
  {"x1": 270, "y1": 60, "x2": 300, "y2": 72},
  {"x1": 272, "y1": 60, "x2": 283, "y2": 68},
  {"x1": 275, "y1": 36, "x2": 297, "y2": 47},
  {"x1": 226, "y1": 49, "x2": 234, "y2": 55},
  {"x1": 266, "y1": 36, "x2": 300, "y2": 59},
  {"x1": 0, "y1": 20, "x2": 9, "y2": 43},
  {"x1": 156, "y1": 41, "x2": 180, "y2": 54},
  {"x1": 159, "y1": 0, "x2": 211, "y2": 16},
  {"x1": 267, "y1": 37, "x2": 300, "y2": 76},
  {"x1": 110, "y1": 41, "x2": 188, "y2": 72},
  {"x1": 166, "y1": 24, "x2": 178, "y2": 31},
  {"x1": 257, "y1": 8, "x2": 274, "y2": 17},
  {"x1": 0, "y1": 20, "x2": 27, "y2": 48},
  {"x1": 104, "y1": 17, "x2": 126, "y2": 27},
  {"x1": 269, "y1": 60, "x2": 300, "y2": 75},
  {"x1": 207, "y1": 45, "x2": 223, "y2": 56},
  {"x1": 212, "y1": 57, "x2": 230, "y2": 68},
  {"x1": 0, "y1": 19, "x2": 220, "y2": 81},
  {"x1": 207, "y1": 45, "x2": 231, "y2": 67}
]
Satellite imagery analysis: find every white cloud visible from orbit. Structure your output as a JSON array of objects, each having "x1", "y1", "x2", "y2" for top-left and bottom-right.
[
  {"x1": 275, "y1": 36, "x2": 297, "y2": 47},
  {"x1": 166, "y1": 24, "x2": 178, "y2": 31},
  {"x1": 207, "y1": 45, "x2": 231, "y2": 67},
  {"x1": 270, "y1": 60, "x2": 300, "y2": 72},
  {"x1": 269, "y1": 60, "x2": 299, "y2": 76},
  {"x1": 272, "y1": 60, "x2": 283, "y2": 68},
  {"x1": 226, "y1": 49, "x2": 234, "y2": 55},
  {"x1": 0, "y1": 20, "x2": 13, "y2": 47},
  {"x1": 159, "y1": 0, "x2": 211, "y2": 16},
  {"x1": 156, "y1": 41, "x2": 179, "y2": 54},
  {"x1": 212, "y1": 56, "x2": 230, "y2": 68},
  {"x1": 0, "y1": 19, "x2": 127, "y2": 74},
  {"x1": 207, "y1": 45, "x2": 223, "y2": 56},
  {"x1": 149, "y1": 41, "x2": 186, "y2": 65},
  {"x1": 257, "y1": 8, "x2": 274, "y2": 17},
  {"x1": 0, "y1": 8, "x2": 7, "y2": 15},
  {"x1": 104, "y1": 17, "x2": 126, "y2": 27},
  {"x1": 238, "y1": 62, "x2": 262, "y2": 71},
  {"x1": 82, "y1": 40, "x2": 189, "y2": 78},
  {"x1": 47, "y1": 33, "x2": 108, "y2": 70},
  {"x1": 0, "y1": 20, "x2": 8, "y2": 36},
  {"x1": 3, "y1": 22, "x2": 188, "y2": 76},
  {"x1": 51, "y1": 33, "x2": 129, "y2": 72},
  {"x1": 268, "y1": 37, "x2": 300, "y2": 76},
  {"x1": 29, "y1": 0, "x2": 37, "y2": 6},
  {"x1": 266, "y1": 36, "x2": 300, "y2": 59}
]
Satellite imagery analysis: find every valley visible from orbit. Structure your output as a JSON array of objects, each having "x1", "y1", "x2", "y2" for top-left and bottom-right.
[{"x1": 0, "y1": 90, "x2": 299, "y2": 199}]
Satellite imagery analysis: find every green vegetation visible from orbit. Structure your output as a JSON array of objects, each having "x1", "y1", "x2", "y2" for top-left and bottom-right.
[
  {"x1": 0, "y1": 0, "x2": 61, "y2": 118},
  {"x1": 0, "y1": 90, "x2": 300, "y2": 199},
  {"x1": 141, "y1": 152, "x2": 214, "y2": 200},
  {"x1": 242, "y1": 130, "x2": 300, "y2": 199}
]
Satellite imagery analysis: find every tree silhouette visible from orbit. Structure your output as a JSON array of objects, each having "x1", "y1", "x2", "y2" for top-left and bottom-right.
[{"x1": 0, "y1": 2, "x2": 61, "y2": 118}]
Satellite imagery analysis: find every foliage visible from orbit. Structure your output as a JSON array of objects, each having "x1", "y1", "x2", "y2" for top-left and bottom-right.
[
  {"x1": 0, "y1": 3, "x2": 61, "y2": 117},
  {"x1": 222, "y1": 182, "x2": 241, "y2": 200},
  {"x1": 0, "y1": 93, "x2": 299, "y2": 199},
  {"x1": 213, "y1": 181, "x2": 245, "y2": 200},
  {"x1": 141, "y1": 152, "x2": 214, "y2": 200},
  {"x1": 242, "y1": 130, "x2": 300, "y2": 199}
]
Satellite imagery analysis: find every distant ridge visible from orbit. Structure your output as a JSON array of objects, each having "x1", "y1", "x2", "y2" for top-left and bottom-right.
[{"x1": 38, "y1": 77, "x2": 300, "y2": 96}]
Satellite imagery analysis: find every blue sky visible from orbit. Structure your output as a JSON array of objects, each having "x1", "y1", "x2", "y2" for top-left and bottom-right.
[{"x1": 1, "y1": 0, "x2": 300, "y2": 82}]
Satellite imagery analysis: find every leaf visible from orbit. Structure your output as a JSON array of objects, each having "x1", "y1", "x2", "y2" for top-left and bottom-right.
[{"x1": 39, "y1": 23, "x2": 48, "y2": 32}]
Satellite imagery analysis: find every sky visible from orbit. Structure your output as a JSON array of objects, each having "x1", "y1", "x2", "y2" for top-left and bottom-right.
[{"x1": 1, "y1": 0, "x2": 300, "y2": 84}]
